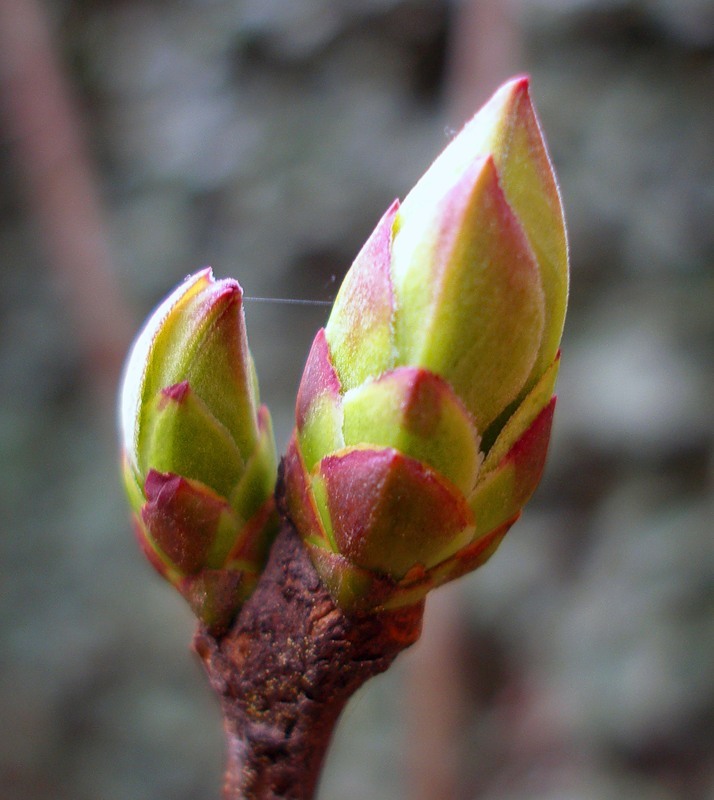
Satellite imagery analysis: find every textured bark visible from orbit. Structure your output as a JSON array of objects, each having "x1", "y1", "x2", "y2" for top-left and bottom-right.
[{"x1": 193, "y1": 513, "x2": 424, "y2": 800}]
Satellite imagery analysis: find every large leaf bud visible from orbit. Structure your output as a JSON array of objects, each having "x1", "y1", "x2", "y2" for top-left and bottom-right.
[
  {"x1": 120, "y1": 268, "x2": 278, "y2": 631},
  {"x1": 285, "y1": 77, "x2": 568, "y2": 611}
]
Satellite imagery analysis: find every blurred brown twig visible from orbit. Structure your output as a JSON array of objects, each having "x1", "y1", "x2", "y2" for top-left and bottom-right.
[
  {"x1": 404, "y1": 2, "x2": 523, "y2": 797},
  {"x1": 0, "y1": 0, "x2": 133, "y2": 406}
]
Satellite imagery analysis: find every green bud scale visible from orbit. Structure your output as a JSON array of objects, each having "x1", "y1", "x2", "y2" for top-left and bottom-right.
[
  {"x1": 119, "y1": 268, "x2": 279, "y2": 631},
  {"x1": 284, "y1": 76, "x2": 569, "y2": 612}
]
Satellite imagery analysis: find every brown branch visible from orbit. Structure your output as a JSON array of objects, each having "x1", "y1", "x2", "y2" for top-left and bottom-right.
[
  {"x1": 405, "y1": 586, "x2": 469, "y2": 800},
  {"x1": 194, "y1": 507, "x2": 424, "y2": 800}
]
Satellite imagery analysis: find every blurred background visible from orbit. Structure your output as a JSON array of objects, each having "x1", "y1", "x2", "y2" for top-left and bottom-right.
[{"x1": 0, "y1": 0, "x2": 712, "y2": 798}]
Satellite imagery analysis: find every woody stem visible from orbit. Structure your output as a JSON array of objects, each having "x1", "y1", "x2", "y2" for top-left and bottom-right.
[{"x1": 193, "y1": 499, "x2": 424, "y2": 800}]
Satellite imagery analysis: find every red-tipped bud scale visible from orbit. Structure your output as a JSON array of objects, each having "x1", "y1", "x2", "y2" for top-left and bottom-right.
[
  {"x1": 119, "y1": 269, "x2": 278, "y2": 631},
  {"x1": 285, "y1": 77, "x2": 569, "y2": 611}
]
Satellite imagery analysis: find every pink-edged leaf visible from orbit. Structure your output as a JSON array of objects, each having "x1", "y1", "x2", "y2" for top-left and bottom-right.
[
  {"x1": 319, "y1": 447, "x2": 474, "y2": 579},
  {"x1": 486, "y1": 78, "x2": 569, "y2": 389},
  {"x1": 429, "y1": 518, "x2": 516, "y2": 588},
  {"x1": 144, "y1": 380, "x2": 244, "y2": 498},
  {"x1": 283, "y1": 434, "x2": 332, "y2": 550},
  {"x1": 142, "y1": 470, "x2": 237, "y2": 575},
  {"x1": 132, "y1": 272, "x2": 261, "y2": 467},
  {"x1": 121, "y1": 269, "x2": 214, "y2": 472},
  {"x1": 295, "y1": 329, "x2": 344, "y2": 472},
  {"x1": 132, "y1": 513, "x2": 181, "y2": 585},
  {"x1": 180, "y1": 280, "x2": 259, "y2": 462},
  {"x1": 295, "y1": 329, "x2": 342, "y2": 428},
  {"x1": 469, "y1": 398, "x2": 555, "y2": 538},
  {"x1": 482, "y1": 353, "x2": 559, "y2": 472},
  {"x1": 397, "y1": 77, "x2": 568, "y2": 393},
  {"x1": 342, "y1": 366, "x2": 481, "y2": 494},
  {"x1": 391, "y1": 156, "x2": 545, "y2": 431},
  {"x1": 325, "y1": 200, "x2": 399, "y2": 389}
]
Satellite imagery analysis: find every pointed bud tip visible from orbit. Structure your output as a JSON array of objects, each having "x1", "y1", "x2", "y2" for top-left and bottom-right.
[
  {"x1": 189, "y1": 266, "x2": 245, "y2": 302},
  {"x1": 477, "y1": 74, "x2": 532, "y2": 115},
  {"x1": 210, "y1": 278, "x2": 244, "y2": 304},
  {"x1": 501, "y1": 74, "x2": 530, "y2": 96},
  {"x1": 449, "y1": 76, "x2": 536, "y2": 166},
  {"x1": 194, "y1": 275, "x2": 244, "y2": 322},
  {"x1": 118, "y1": 268, "x2": 247, "y2": 471}
]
